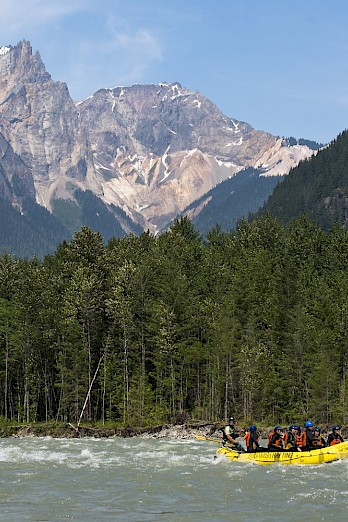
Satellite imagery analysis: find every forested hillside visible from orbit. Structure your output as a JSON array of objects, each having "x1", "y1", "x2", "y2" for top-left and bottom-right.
[
  {"x1": 0, "y1": 216, "x2": 347, "y2": 427},
  {"x1": 259, "y1": 130, "x2": 348, "y2": 230},
  {"x1": 187, "y1": 168, "x2": 283, "y2": 235},
  {"x1": 0, "y1": 198, "x2": 71, "y2": 259}
]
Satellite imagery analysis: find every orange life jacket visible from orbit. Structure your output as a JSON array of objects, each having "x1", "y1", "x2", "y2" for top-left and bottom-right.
[
  {"x1": 311, "y1": 437, "x2": 324, "y2": 448},
  {"x1": 268, "y1": 430, "x2": 283, "y2": 448},
  {"x1": 329, "y1": 437, "x2": 342, "y2": 446},
  {"x1": 295, "y1": 432, "x2": 306, "y2": 448},
  {"x1": 268, "y1": 430, "x2": 275, "y2": 444},
  {"x1": 244, "y1": 432, "x2": 259, "y2": 450}
]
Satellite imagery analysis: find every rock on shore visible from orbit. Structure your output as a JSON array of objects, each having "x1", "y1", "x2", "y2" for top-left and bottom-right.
[{"x1": 2, "y1": 422, "x2": 221, "y2": 439}]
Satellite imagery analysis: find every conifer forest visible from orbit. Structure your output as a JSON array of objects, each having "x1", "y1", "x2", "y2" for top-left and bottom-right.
[{"x1": 0, "y1": 215, "x2": 347, "y2": 427}]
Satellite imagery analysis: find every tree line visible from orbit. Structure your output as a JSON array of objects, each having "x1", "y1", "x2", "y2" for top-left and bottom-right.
[
  {"x1": 259, "y1": 131, "x2": 348, "y2": 232},
  {"x1": 0, "y1": 215, "x2": 347, "y2": 428}
]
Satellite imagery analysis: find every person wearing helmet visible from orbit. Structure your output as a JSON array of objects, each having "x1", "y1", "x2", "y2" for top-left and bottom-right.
[
  {"x1": 327, "y1": 426, "x2": 344, "y2": 446},
  {"x1": 293, "y1": 426, "x2": 306, "y2": 451},
  {"x1": 244, "y1": 425, "x2": 260, "y2": 452},
  {"x1": 283, "y1": 425, "x2": 298, "y2": 451},
  {"x1": 268, "y1": 425, "x2": 284, "y2": 451},
  {"x1": 304, "y1": 421, "x2": 316, "y2": 450},
  {"x1": 222, "y1": 417, "x2": 244, "y2": 451},
  {"x1": 311, "y1": 427, "x2": 326, "y2": 449}
]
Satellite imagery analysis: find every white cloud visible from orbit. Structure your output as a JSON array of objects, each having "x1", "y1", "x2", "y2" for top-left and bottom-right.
[
  {"x1": 0, "y1": 0, "x2": 164, "y2": 100},
  {"x1": 0, "y1": 0, "x2": 89, "y2": 37},
  {"x1": 68, "y1": 26, "x2": 163, "y2": 99}
]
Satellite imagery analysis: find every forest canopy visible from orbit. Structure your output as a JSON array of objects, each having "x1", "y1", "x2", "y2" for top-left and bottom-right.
[{"x1": 0, "y1": 215, "x2": 347, "y2": 428}]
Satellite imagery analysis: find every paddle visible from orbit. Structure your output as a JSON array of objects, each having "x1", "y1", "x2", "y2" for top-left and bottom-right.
[
  {"x1": 194, "y1": 434, "x2": 223, "y2": 444},
  {"x1": 193, "y1": 434, "x2": 241, "y2": 450}
]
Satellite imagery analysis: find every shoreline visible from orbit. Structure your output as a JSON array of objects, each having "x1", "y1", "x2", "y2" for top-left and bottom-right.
[
  {"x1": 2, "y1": 422, "x2": 221, "y2": 440},
  {"x1": 3, "y1": 422, "x2": 347, "y2": 440}
]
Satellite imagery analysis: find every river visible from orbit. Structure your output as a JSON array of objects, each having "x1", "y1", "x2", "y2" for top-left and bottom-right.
[{"x1": 0, "y1": 436, "x2": 347, "y2": 521}]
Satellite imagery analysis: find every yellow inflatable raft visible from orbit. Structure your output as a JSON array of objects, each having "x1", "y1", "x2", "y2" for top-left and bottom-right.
[
  {"x1": 216, "y1": 440, "x2": 348, "y2": 465},
  {"x1": 193, "y1": 434, "x2": 348, "y2": 465}
]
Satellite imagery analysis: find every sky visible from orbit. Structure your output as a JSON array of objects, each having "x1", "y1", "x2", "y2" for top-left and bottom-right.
[{"x1": 1, "y1": 0, "x2": 348, "y2": 144}]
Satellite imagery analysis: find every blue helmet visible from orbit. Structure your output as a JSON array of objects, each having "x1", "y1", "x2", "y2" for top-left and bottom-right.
[
  {"x1": 305, "y1": 421, "x2": 313, "y2": 428},
  {"x1": 274, "y1": 425, "x2": 282, "y2": 431},
  {"x1": 332, "y1": 425, "x2": 340, "y2": 431},
  {"x1": 289, "y1": 425, "x2": 295, "y2": 430},
  {"x1": 314, "y1": 427, "x2": 320, "y2": 434},
  {"x1": 249, "y1": 425, "x2": 257, "y2": 432}
]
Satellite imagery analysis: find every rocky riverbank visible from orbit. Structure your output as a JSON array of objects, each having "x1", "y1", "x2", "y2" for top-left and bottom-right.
[
  {"x1": 3, "y1": 422, "x2": 347, "y2": 440},
  {"x1": 2, "y1": 422, "x2": 221, "y2": 439}
]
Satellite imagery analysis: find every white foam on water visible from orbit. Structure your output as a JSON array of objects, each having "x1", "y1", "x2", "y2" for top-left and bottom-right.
[
  {"x1": 212, "y1": 453, "x2": 225, "y2": 465},
  {"x1": 0, "y1": 438, "x2": 347, "y2": 521}
]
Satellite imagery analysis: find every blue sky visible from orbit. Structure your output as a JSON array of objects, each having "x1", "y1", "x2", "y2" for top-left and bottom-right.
[{"x1": 1, "y1": 0, "x2": 348, "y2": 144}]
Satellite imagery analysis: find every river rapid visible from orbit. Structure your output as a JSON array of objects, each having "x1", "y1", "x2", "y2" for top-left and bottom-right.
[{"x1": 0, "y1": 436, "x2": 347, "y2": 521}]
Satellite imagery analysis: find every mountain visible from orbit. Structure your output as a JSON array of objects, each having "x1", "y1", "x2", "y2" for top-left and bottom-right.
[
  {"x1": 0, "y1": 130, "x2": 34, "y2": 203},
  {"x1": 77, "y1": 84, "x2": 316, "y2": 233},
  {"x1": 0, "y1": 40, "x2": 318, "y2": 256},
  {"x1": 257, "y1": 131, "x2": 348, "y2": 231},
  {"x1": 183, "y1": 168, "x2": 283, "y2": 235},
  {"x1": 0, "y1": 130, "x2": 71, "y2": 257}
]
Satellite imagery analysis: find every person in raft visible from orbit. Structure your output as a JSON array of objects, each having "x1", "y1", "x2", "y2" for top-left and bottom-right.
[
  {"x1": 268, "y1": 425, "x2": 285, "y2": 451},
  {"x1": 327, "y1": 426, "x2": 344, "y2": 446},
  {"x1": 283, "y1": 425, "x2": 300, "y2": 451},
  {"x1": 304, "y1": 421, "x2": 316, "y2": 450},
  {"x1": 284, "y1": 425, "x2": 307, "y2": 451},
  {"x1": 310, "y1": 427, "x2": 326, "y2": 449},
  {"x1": 222, "y1": 417, "x2": 245, "y2": 451},
  {"x1": 244, "y1": 425, "x2": 260, "y2": 452}
]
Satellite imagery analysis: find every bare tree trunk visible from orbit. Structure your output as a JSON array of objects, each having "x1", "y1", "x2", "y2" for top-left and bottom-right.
[
  {"x1": 102, "y1": 355, "x2": 106, "y2": 425},
  {"x1": 4, "y1": 332, "x2": 8, "y2": 419},
  {"x1": 140, "y1": 330, "x2": 145, "y2": 419},
  {"x1": 77, "y1": 355, "x2": 104, "y2": 428},
  {"x1": 123, "y1": 320, "x2": 129, "y2": 423}
]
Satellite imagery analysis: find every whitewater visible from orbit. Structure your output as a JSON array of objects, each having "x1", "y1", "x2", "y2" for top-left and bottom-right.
[{"x1": 0, "y1": 436, "x2": 347, "y2": 521}]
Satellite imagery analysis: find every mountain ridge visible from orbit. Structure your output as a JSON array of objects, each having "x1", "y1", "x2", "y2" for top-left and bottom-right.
[{"x1": 0, "y1": 40, "x2": 320, "y2": 255}]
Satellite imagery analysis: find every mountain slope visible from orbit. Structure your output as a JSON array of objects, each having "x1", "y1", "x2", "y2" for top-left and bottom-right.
[
  {"x1": 0, "y1": 40, "x2": 319, "y2": 256},
  {"x1": 258, "y1": 131, "x2": 348, "y2": 230},
  {"x1": 78, "y1": 83, "x2": 316, "y2": 233},
  {"x1": 183, "y1": 168, "x2": 283, "y2": 235},
  {"x1": 0, "y1": 197, "x2": 71, "y2": 258}
]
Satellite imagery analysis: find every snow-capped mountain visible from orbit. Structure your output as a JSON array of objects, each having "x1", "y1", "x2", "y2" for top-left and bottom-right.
[{"x1": 0, "y1": 40, "x2": 317, "y2": 245}]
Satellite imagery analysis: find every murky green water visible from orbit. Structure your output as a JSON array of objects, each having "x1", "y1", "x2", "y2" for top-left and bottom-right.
[{"x1": 0, "y1": 436, "x2": 347, "y2": 521}]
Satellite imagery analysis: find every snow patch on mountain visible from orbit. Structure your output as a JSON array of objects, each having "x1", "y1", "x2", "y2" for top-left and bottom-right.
[
  {"x1": 254, "y1": 139, "x2": 316, "y2": 176},
  {"x1": 0, "y1": 43, "x2": 319, "y2": 235}
]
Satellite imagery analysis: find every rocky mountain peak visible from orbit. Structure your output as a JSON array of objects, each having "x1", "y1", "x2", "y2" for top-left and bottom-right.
[
  {"x1": 0, "y1": 40, "x2": 101, "y2": 212},
  {"x1": 0, "y1": 40, "x2": 318, "y2": 238},
  {"x1": 0, "y1": 40, "x2": 50, "y2": 94},
  {"x1": 76, "y1": 81, "x2": 315, "y2": 232}
]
